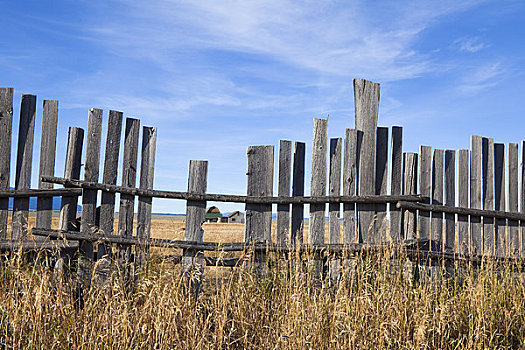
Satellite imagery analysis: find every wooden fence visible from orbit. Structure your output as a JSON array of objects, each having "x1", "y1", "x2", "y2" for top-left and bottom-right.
[{"x1": 2, "y1": 78, "x2": 525, "y2": 289}]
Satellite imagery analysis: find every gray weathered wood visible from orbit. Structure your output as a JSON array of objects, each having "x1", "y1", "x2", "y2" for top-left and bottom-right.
[
  {"x1": 78, "y1": 108, "x2": 103, "y2": 286},
  {"x1": 59, "y1": 127, "x2": 84, "y2": 231},
  {"x1": 0, "y1": 188, "x2": 80, "y2": 198},
  {"x1": 444, "y1": 150, "x2": 455, "y2": 252},
  {"x1": 277, "y1": 140, "x2": 292, "y2": 246},
  {"x1": 354, "y1": 79, "x2": 380, "y2": 243},
  {"x1": 521, "y1": 141, "x2": 525, "y2": 256},
  {"x1": 508, "y1": 143, "x2": 519, "y2": 256},
  {"x1": 390, "y1": 126, "x2": 403, "y2": 241},
  {"x1": 419, "y1": 146, "x2": 432, "y2": 239},
  {"x1": 310, "y1": 118, "x2": 328, "y2": 248},
  {"x1": 0, "y1": 88, "x2": 13, "y2": 239},
  {"x1": 343, "y1": 129, "x2": 357, "y2": 244},
  {"x1": 471, "y1": 136, "x2": 483, "y2": 255},
  {"x1": 117, "y1": 118, "x2": 140, "y2": 275},
  {"x1": 244, "y1": 146, "x2": 274, "y2": 243},
  {"x1": 482, "y1": 137, "x2": 495, "y2": 256},
  {"x1": 403, "y1": 153, "x2": 418, "y2": 239},
  {"x1": 182, "y1": 160, "x2": 207, "y2": 293},
  {"x1": 494, "y1": 143, "x2": 506, "y2": 257},
  {"x1": 291, "y1": 142, "x2": 305, "y2": 246},
  {"x1": 457, "y1": 149, "x2": 469, "y2": 254},
  {"x1": 97, "y1": 110, "x2": 123, "y2": 261},
  {"x1": 35, "y1": 100, "x2": 58, "y2": 231},
  {"x1": 136, "y1": 126, "x2": 157, "y2": 273},
  {"x1": 375, "y1": 127, "x2": 388, "y2": 242},
  {"x1": 329, "y1": 138, "x2": 342, "y2": 244},
  {"x1": 431, "y1": 149, "x2": 444, "y2": 247},
  {"x1": 12, "y1": 94, "x2": 36, "y2": 240}
]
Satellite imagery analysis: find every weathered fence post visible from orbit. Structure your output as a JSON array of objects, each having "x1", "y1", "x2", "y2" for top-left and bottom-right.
[
  {"x1": 471, "y1": 136, "x2": 483, "y2": 255},
  {"x1": 432, "y1": 149, "x2": 444, "y2": 248},
  {"x1": 375, "y1": 127, "x2": 388, "y2": 241},
  {"x1": 482, "y1": 137, "x2": 495, "y2": 256},
  {"x1": 444, "y1": 150, "x2": 455, "y2": 252},
  {"x1": 457, "y1": 150, "x2": 469, "y2": 254},
  {"x1": 35, "y1": 100, "x2": 58, "y2": 233},
  {"x1": 276, "y1": 140, "x2": 291, "y2": 247},
  {"x1": 182, "y1": 160, "x2": 207, "y2": 294},
  {"x1": 244, "y1": 145, "x2": 273, "y2": 274},
  {"x1": 328, "y1": 137, "x2": 342, "y2": 284},
  {"x1": 291, "y1": 142, "x2": 305, "y2": 247},
  {"x1": 508, "y1": 143, "x2": 519, "y2": 256},
  {"x1": 419, "y1": 146, "x2": 431, "y2": 240},
  {"x1": 390, "y1": 126, "x2": 403, "y2": 241},
  {"x1": 343, "y1": 129, "x2": 357, "y2": 244},
  {"x1": 12, "y1": 94, "x2": 36, "y2": 240},
  {"x1": 0, "y1": 88, "x2": 13, "y2": 239},
  {"x1": 355, "y1": 78, "x2": 380, "y2": 243},
  {"x1": 310, "y1": 118, "x2": 327, "y2": 280},
  {"x1": 494, "y1": 143, "x2": 506, "y2": 257},
  {"x1": 136, "y1": 126, "x2": 157, "y2": 276},
  {"x1": 403, "y1": 153, "x2": 418, "y2": 240}
]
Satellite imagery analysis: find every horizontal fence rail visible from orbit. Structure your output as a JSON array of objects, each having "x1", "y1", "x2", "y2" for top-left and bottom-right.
[{"x1": 0, "y1": 188, "x2": 81, "y2": 198}]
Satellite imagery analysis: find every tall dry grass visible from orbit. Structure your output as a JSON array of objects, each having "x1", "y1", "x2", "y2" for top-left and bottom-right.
[{"x1": 2, "y1": 246, "x2": 525, "y2": 349}]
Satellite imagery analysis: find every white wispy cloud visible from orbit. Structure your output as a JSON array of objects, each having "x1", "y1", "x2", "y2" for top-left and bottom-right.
[
  {"x1": 454, "y1": 37, "x2": 487, "y2": 52},
  {"x1": 458, "y1": 62, "x2": 507, "y2": 94}
]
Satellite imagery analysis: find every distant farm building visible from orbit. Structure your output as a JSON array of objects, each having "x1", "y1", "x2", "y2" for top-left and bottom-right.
[
  {"x1": 221, "y1": 211, "x2": 245, "y2": 223},
  {"x1": 205, "y1": 206, "x2": 222, "y2": 222}
]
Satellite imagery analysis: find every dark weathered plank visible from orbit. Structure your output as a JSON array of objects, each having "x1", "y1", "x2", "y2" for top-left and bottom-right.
[
  {"x1": 0, "y1": 188, "x2": 80, "y2": 198},
  {"x1": 419, "y1": 146, "x2": 432, "y2": 239},
  {"x1": 0, "y1": 88, "x2": 13, "y2": 239},
  {"x1": 444, "y1": 150, "x2": 455, "y2": 252},
  {"x1": 97, "y1": 110, "x2": 123, "y2": 262},
  {"x1": 508, "y1": 143, "x2": 519, "y2": 256},
  {"x1": 431, "y1": 149, "x2": 444, "y2": 246},
  {"x1": 277, "y1": 140, "x2": 292, "y2": 246},
  {"x1": 291, "y1": 142, "x2": 305, "y2": 246},
  {"x1": 494, "y1": 143, "x2": 506, "y2": 257},
  {"x1": 329, "y1": 138, "x2": 342, "y2": 244},
  {"x1": 482, "y1": 137, "x2": 495, "y2": 256},
  {"x1": 182, "y1": 160, "x2": 207, "y2": 292},
  {"x1": 310, "y1": 118, "x2": 328, "y2": 246},
  {"x1": 78, "y1": 108, "x2": 103, "y2": 287},
  {"x1": 390, "y1": 126, "x2": 403, "y2": 241},
  {"x1": 117, "y1": 118, "x2": 140, "y2": 276},
  {"x1": 343, "y1": 129, "x2": 357, "y2": 244},
  {"x1": 12, "y1": 94, "x2": 36, "y2": 240},
  {"x1": 354, "y1": 79, "x2": 380, "y2": 243},
  {"x1": 457, "y1": 149, "x2": 469, "y2": 254},
  {"x1": 375, "y1": 127, "x2": 388, "y2": 242},
  {"x1": 136, "y1": 126, "x2": 157, "y2": 273},
  {"x1": 471, "y1": 136, "x2": 483, "y2": 255},
  {"x1": 59, "y1": 127, "x2": 84, "y2": 231},
  {"x1": 35, "y1": 100, "x2": 58, "y2": 231},
  {"x1": 403, "y1": 153, "x2": 418, "y2": 239}
]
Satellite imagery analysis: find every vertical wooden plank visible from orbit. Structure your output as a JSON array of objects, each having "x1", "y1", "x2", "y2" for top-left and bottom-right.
[
  {"x1": 244, "y1": 145, "x2": 274, "y2": 243},
  {"x1": 276, "y1": 140, "x2": 292, "y2": 247},
  {"x1": 343, "y1": 129, "x2": 357, "y2": 244},
  {"x1": 35, "y1": 100, "x2": 58, "y2": 231},
  {"x1": 375, "y1": 127, "x2": 388, "y2": 242},
  {"x1": 494, "y1": 143, "x2": 506, "y2": 257},
  {"x1": 457, "y1": 149, "x2": 469, "y2": 254},
  {"x1": 444, "y1": 150, "x2": 455, "y2": 252},
  {"x1": 135, "y1": 126, "x2": 157, "y2": 273},
  {"x1": 58, "y1": 127, "x2": 84, "y2": 231},
  {"x1": 328, "y1": 138, "x2": 342, "y2": 244},
  {"x1": 419, "y1": 145, "x2": 432, "y2": 239},
  {"x1": 431, "y1": 149, "x2": 444, "y2": 247},
  {"x1": 97, "y1": 110, "x2": 123, "y2": 260},
  {"x1": 117, "y1": 118, "x2": 140, "y2": 277},
  {"x1": 354, "y1": 78, "x2": 379, "y2": 243},
  {"x1": 0, "y1": 88, "x2": 13, "y2": 239},
  {"x1": 521, "y1": 141, "x2": 525, "y2": 256},
  {"x1": 78, "y1": 108, "x2": 103, "y2": 287},
  {"x1": 482, "y1": 137, "x2": 495, "y2": 256},
  {"x1": 508, "y1": 143, "x2": 519, "y2": 256},
  {"x1": 182, "y1": 160, "x2": 207, "y2": 293},
  {"x1": 390, "y1": 126, "x2": 403, "y2": 241},
  {"x1": 403, "y1": 153, "x2": 418, "y2": 239},
  {"x1": 470, "y1": 136, "x2": 483, "y2": 255},
  {"x1": 291, "y1": 142, "x2": 305, "y2": 246},
  {"x1": 12, "y1": 94, "x2": 36, "y2": 240}
]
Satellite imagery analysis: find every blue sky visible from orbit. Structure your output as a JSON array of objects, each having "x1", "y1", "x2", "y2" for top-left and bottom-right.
[{"x1": 2, "y1": 0, "x2": 525, "y2": 214}]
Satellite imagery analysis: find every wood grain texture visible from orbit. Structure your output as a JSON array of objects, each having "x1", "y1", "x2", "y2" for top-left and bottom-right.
[
  {"x1": 59, "y1": 127, "x2": 84, "y2": 231},
  {"x1": 403, "y1": 153, "x2": 418, "y2": 239},
  {"x1": 482, "y1": 137, "x2": 494, "y2": 256},
  {"x1": 419, "y1": 146, "x2": 432, "y2": 239},
  {"x1": 494, "y1": 143, "x2": 506, "y2": 257},
  {"x1": 375, "y1": 127, "x2": 388, "y2": 242},
  {"x1": 471, "y1": 136, "x2": 483, "y2": 255},
  {"x1": 35, "y1": 100, "x2": 58, "y2": 231},
  {"x1": 343, "y1": 129, "x2": 357, "y2": 244},
  {"x1": 390, "y1": 126, "x2": 403, "y2": 241},
  {"x1": 12, "y1": 94, "x2": 36, "y2": 240},
  {"x1": 0, "y1": 88, "x2": 13, "y2": 239},
  {"x1": 354, "y1": 79, "x2": 379, "y2": 243},
  {"x1": 310, "y1": 118, "x2": 328, "y2": 247},
  {"x1": 329, "y1": 138, "x2": 342, "y2": 244},
  {"x1": 444, "y1": 150, "x2": 455, "y2": 252},
  {"x1": 291, "y1": 142, "x2": 305, "y2": 246},
  {"x1": 508, "y1": 143, "x2": 519, "y2": 256},
  {"x1": 457, "y1": 149, "x2": 469, "y2": 254},
  {"x1": 276, "y1": 140, "x2": 292, "y2": 246},
  {"x1": 431, "y1": 149, "x2": 444, "y2": 246}
]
